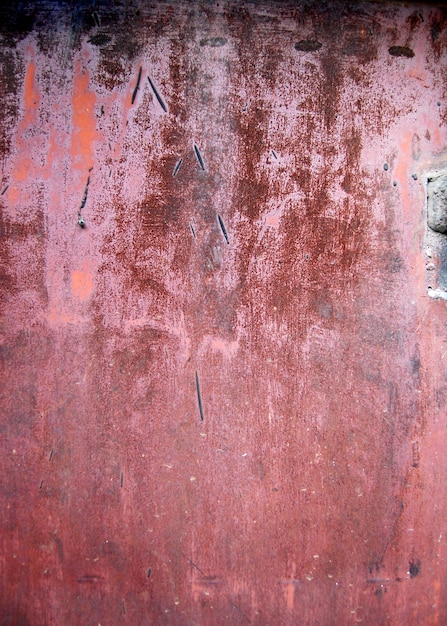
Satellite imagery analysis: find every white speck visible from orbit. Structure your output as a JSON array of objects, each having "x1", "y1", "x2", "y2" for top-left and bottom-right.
[{"x1": 190, "y1": 476, "x2": 196, "y2": 481}]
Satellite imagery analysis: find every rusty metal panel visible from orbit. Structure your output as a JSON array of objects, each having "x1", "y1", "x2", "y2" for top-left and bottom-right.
[{"x1": 1, "y1": 1, "x2": 447, "y2": 624}]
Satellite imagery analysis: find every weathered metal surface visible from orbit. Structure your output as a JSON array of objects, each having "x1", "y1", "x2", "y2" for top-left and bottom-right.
[{"x1": 1, "y1": 1, "x2": 447, "y2": 624}]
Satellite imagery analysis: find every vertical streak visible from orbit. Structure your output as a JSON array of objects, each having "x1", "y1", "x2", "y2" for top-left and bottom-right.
[{"x1": 195, "y1": 371, "x2": 204, "y2": 422}]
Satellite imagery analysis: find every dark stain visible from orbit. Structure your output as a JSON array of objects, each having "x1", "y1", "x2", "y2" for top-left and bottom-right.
[
  {"x1": 70, "y1": 4, "x2": 99, "y2": 32},
  {"x1": 412, "y1": 441, "x2": 420, "y2": 469},
  {"x1": 0, "y1": 2, "x2": 36, "y2": 39},
  {"x1": 410, "y1": 344, "x2": 421, "y2": 379},
  {"x1": 54, "y1": 537, "x2": 64, "y2": 562},
  {"x1": 407, "y1": 11, "x2": 424, "y2": 32},
  {"x1": 88, "y1": 33, "x2": 112, "y2": 47},
  {"x1": 224, "y1": 5, "x2": 254, "y2": 42},
  {"x1": 200, "y1": 36, "x2": 227, "y2": 47},
  {"x1": 320, "y1": 53, "x2": 343, "y2": 131},
  {"x1": 431, "y1": 20, "x2": 442, "y2": 42},
  {"x1": 409, "y1": 559, "x2": 421, "y2": 578},
  {"x1": 295, "y1": 40, "x2": 322, "y2": 52},
  {"x1": 342, "y1": 35, "x2": 370, "y2": 60},
  {"x1": 388, "y1": 46, "x2": 414, "y2": 58},
  {"x1": 0, "y1": 48, "x2": 22, "y2": 158}
]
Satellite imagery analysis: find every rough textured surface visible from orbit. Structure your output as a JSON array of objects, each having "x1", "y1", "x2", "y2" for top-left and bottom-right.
[
  {"x1": 428, "y1": 173, "x2": 447, "y2": 233},
  {"x1": 1, "y1": 1, "x2": 447, "y2": 624}
]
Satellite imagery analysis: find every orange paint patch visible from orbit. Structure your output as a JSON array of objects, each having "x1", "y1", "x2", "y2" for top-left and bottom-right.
[
  {"x1": 71, "y1": 260, "x2": 94, "y2": 301},
  {"x1": 22, "y1": 60, "x2": 40, "y2": 127},
  {"x1": 9, "y1": 56, "x2": 41, "y2": 200},
  {"x1": 71, "y1": 60, "x2": 97, "y2": 171}
]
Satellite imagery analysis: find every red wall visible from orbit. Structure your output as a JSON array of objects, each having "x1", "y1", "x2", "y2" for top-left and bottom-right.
[{"x1": 1, "y1": 1, "x2": 447, "y2": 624}]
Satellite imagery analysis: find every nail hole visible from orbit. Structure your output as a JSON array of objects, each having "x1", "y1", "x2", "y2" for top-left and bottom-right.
[
  {"x1": 388, "y1": 46, "x2": 414, "y2": 58},
  {"x1": 295, "y1": 39, "x2": 322, "y2": 52}
]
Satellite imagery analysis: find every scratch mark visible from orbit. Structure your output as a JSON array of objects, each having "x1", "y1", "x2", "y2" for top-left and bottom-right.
[
  {"x1": 194, "y1": 144, "x2": 205, "y2": 171},
  {"x1": 1, "y1": 186, "x2": 8, "y2": 195},
  {"x1": 39, "y1": 480, "x2": 44, "y2": 490},
  {"x1": 80, "y1": 176, "x2": 90, "y2": 209},
  {"x1": 147, "y1": 76, "x2": 168, "y2": 113},
  {"x1": 122, "y1": 601, "x2": 127, "y2": 614},
  {"x1": 189, "y1": 559, "x2": 206, "y2": 576},
  {"x1": 180, "y1": 551, "x2": 207, "y2": 576},
  {"x1": 77, "y1": 172, "x2": 91, "y2": 227},
  {"x1": 92, "y1": 11, "x2": 100, "y2": 27},
  {"x1": 377, "y1": 502, "x2": 404, "y2": 568},
  {"x1": 77, "y1": 574, "x2": 105, "y2": 584},
  {"x1": 120, "y1": 471, "x2": 124, "y2": 487},
  {"x1": 271, "y1": 150, "x2": 278, "y2": 159},
  {"x1": 197, "y1": 577, "x2": 222, "y2": 585},
  {"x1": 131, "y1": 66, "x2": 142, "y2": 105},
  {"x1": 147, "y1": 568, "x2": 152, "y2": 577},
  {"x1": 190, "y1": 223, "x2": 196, "y2": 238},
  {"x1": 217, "y1": 214, "x2": 229, "y2": 244},
  {"x1": 231, "y1": 602, "x2": 252, "y2": 623},
  {"x1": 366, "y1": 578, "x2": 393, "y2": 584},
  {"x1": 173, "y1": 158, "x2": 183, "y2": 177},
  {"x1": 49, "y1": 449, "x2": 53, "y2": 461},
  {"x1": 195, "y1": 371, "x2": 204, "y2": 422},
  {"x1": 279, "y1": 579, "x2": 301, "y2": 585}
]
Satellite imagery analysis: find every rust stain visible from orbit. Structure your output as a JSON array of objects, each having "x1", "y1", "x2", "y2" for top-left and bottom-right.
[{"x1": 1, "y1": 2, "x2": 447, "y2": 625}]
